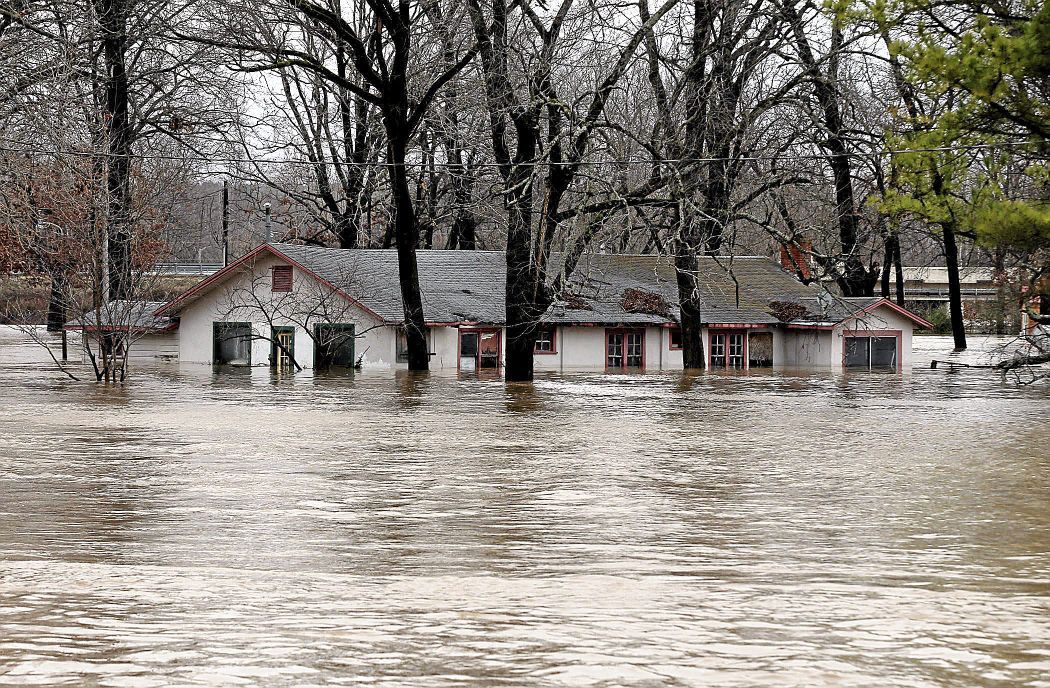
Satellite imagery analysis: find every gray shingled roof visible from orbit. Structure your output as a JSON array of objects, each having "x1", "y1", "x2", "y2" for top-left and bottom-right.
[
  {"x1": 785, "y1": 296, "x2": 893, "y2": 326},
  {"x1": 273, "y1": 244, "x2": 506, "y2": 323},
  {"x1": 270, "y1": 244, "x2": 821, "y2": 326}
]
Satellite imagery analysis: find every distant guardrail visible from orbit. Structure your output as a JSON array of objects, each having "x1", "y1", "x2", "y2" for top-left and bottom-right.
[
  {"x1": 905, "y1": 287, "x2": 1000, "y2": 300},
  {"x1": 149, "y1": 263, "x2": 224, "y2": 276}
]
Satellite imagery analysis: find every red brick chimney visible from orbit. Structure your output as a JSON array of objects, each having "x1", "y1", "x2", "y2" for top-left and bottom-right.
[{"x1": 779, "y1": 240, "x2": 812, "y2": 280}]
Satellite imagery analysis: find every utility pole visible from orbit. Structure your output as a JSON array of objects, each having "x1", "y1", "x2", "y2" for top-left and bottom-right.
[
  {"x1": 264, "y1": 202, "x2": 272, "y2": 243},
  {"x1": 222, "y1": 179, "x2": 229, "y2": 266}
]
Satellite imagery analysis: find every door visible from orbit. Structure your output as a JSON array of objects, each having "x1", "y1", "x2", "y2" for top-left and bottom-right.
[
  {"x1": 314, "y1": 324, "x2": 355, "y2": 369},
  {"x1": 271, "y1": 326, "x2": 295, "y2": 372},
  {"x1": 459, "y1": 329, "x2": 501, "y2": 371},
  {"x1": 710, "y1": 331, "x2": 746, "y2": 369},
  {"x1": 213, "y1": 322, "x2": 252, "y2": 366},
  {"x1": 479, "y1": 331, "x2": 500, "y2": 369},
  {"x1": 606, "y1": 329, "x2": 645, "y2": 370}
]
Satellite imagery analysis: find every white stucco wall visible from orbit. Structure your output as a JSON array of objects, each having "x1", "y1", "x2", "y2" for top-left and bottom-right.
[
  {"x1": 661, "y1": 327, "x2": 684, "y2": 369},
  {"x1": 174, "y1": 253, "x2": 394, "y2": 368},
  {"x1": 784, "y1": 329, "x2": 836, "y2": 366},
  {"x1": 782, "y1": 305, "x2": 916, "y2": 369},
  {"x1": 427, "y1": 326, "x2": 459, "y2": 369},
  {"x1": 832, "y1": 305, "x2": 915, "y2": 370}
]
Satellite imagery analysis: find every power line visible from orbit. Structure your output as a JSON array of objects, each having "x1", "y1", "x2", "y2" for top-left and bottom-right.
[{"x1": 0, "y1": 139, "x2": 1042, "y2": 170}]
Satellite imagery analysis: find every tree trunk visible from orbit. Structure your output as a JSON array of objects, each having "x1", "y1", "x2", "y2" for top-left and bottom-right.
[
  {"x1": 783, "y1": 5, "x2": 875, "y2": 296},
  {"x1": 675, "y1": 251, "x2": 706, "y2": 369},
  {"x1": 96, "y1": 0, "x2": 133, "y2": 302},
  {"x1": 942, "y1": 221, "x2": 967, "y2": 350},
  {"x1": 335, "y1": 209, "x2": 361, "y2": 250},
  {"x1": 993, "y1": 249, "x2": 1007, "y2": 335},
  {"x1": 386, "y1": 129, "x2": 430, "y2": 370},
  {"x1": 893, "y1": 238, "x2": 905, "y2": 306},
  {"x1": 447, "y1": 166, "x2": 476, "y2": 250},
  {"x1": 46, "y1": 272, "x2": 67, "y2": 332},
  {"x1": 880, "y1": 230, "x2": 905, "y2": 304},
  {"x1": 503, "y1": 162, "x2": 538, "y2": 381},
  {"x1": 881, "y1": 237, "x2": 893, "y2": 298},
  {"x1": 334, "y1": 32, "x2": 366, "y2": 250}
]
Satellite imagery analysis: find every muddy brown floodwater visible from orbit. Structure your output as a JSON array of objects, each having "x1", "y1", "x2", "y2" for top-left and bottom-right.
[{"x1": 0, "y1": 326, "x2": 1048, "y2": 687}]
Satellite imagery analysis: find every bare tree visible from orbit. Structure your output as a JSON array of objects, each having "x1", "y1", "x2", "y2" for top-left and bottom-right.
[
  {"x1": 467, "y1": 0, "x2": 679, "y2": 381},
  {"x1": 640, "y1": 0, "x2": 806, "y2": 368}
]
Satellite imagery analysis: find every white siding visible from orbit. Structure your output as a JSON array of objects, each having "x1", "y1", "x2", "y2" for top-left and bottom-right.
[
  {"x1": 72, "y1": 330, "x2": 178, "y2": 363},
  {"x1": 128, "y1": 332, "x2": 179, "y2": 360}
]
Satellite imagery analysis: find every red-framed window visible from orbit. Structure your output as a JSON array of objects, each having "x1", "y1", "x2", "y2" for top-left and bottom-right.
[
  {"x1": 668, "y1": 327, "x2": 683, "y2": 350},
  {"x1": 272, "y1": 265, "x2": 293, "y2": 292},
  {"x1": 534, "y1": 326, "x2": 557, "y2": 354},
  {"x1": 606, "y1": 328, "x2": 645, "y2": 370},
  {"x1": 709, "y1": 330, "x2": 746, "y2": 369}
]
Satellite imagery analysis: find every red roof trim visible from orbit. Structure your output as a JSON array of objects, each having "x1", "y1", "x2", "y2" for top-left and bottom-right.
[
  {"x1": 153, "y1": 244, "x2": 386, "y2": 322},
  {"x1": 787, "y1": 298, "x2": 933, "y2": 330},
  {"x1": 856, "y1": 298, "x2": 934, "y2": 329},
  {"x1": 154, "y1": 243, "x2": 271, "y2": 316},
  {"x1": 785, "y1": 323, "x2": 836, "y2": 331}
]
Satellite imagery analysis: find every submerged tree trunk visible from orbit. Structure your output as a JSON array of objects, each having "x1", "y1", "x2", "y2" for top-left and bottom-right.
[
  {"x1": 386, "y1": 128, "x2": 430, "y2": 370},
  {"x1": 502, "y1": 147, "x2": 539, "y2": 382},
  {"x1": 675, "y1": 251, "x2": 706, "y2": 369},
  {"x1": 46, "y1": 272, "x2": 67, "y2": 332},
  {"x1": 942, "y1": 221, "x2": 967, "y2": 350}
]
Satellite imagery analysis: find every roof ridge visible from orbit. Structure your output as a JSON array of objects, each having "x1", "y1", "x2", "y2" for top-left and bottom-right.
[{"x1": 270, "y1": 243, "x2": 777, "y2": 261}]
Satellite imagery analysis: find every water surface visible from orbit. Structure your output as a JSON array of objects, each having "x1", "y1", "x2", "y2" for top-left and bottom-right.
[{"x1": 1, "y1": 327, "x2": 1048, "y2": 686}]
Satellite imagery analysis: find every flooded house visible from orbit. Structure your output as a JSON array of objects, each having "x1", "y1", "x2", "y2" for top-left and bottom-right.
[{"x1": 91, "y1": 243, "x2": 933, "y2": 372}]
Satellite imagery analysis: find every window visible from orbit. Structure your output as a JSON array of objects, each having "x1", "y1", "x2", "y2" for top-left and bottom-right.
[
  {"x1": 272, "y1": 265, "x2": 293, "y2": 292},
  {"x1": 213, "y1": 322, "x2": 252, "y2": 366},
  {"x1": 606, "y1": 329, "x2": 644, "y2": 370},
  {"x1": 314, "y1": 324, "x2": 356, "y2": 369},
  {"x1": 396, "y1": 327, "x2": 433, "y2": 365},
  {"x1": 845, "y1": 334, "x2": 898, "y2": 369},
  {"x1": 396, "y1": 328, "x2": 409, "y2": 363},
  {"x1": 669, "y1": 327, "x2": 683, "y2": 350},
  {"x1": 709, "y1": 331, "x2": 746, "y2": 369},
  {"x1": 534, "y1": 327, "x2": 556, "y2": 354}
]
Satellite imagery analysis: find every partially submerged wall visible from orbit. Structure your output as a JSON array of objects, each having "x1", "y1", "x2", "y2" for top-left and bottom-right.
[{"x1": 175, "y1": 253, "x2": 394, "y2": 368}]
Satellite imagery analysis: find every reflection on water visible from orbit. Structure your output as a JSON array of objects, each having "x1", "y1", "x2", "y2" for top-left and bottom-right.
[{"x1": 0, "y1": 327, "x2": 1048, "y2": 686}]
